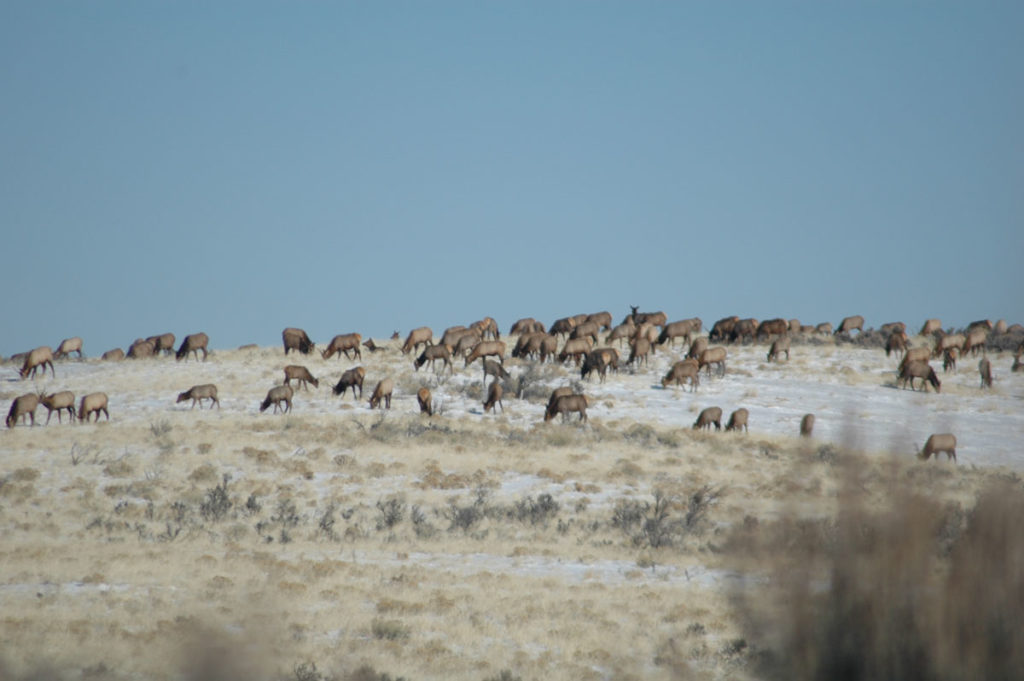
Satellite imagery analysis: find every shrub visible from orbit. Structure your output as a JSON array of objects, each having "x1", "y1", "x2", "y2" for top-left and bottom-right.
[{"x1": 200, "y1": 474, "x2": 233, "y2": 522}]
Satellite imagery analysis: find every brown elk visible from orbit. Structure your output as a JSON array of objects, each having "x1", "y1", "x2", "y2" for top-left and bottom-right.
[
  {"x1": 176, "y1": 333, "x2": 209, "y2": 362},
  {"x1": 54, "y1": 337, "x2": 83, "y2": 359},
  {"x1": 661, "y1": 359, "x2": 700, "y2": 392},
  {"x1": 800, "y1": 414, "x2": 815, "y2": 437},
  {"x1": 979, "y1": 358, "x2": 993, "y2": 389},
  {"x1": 509, "y1": 318, "x2": 545, "y2": 335},
  {"x1": 20, "y1": 346, "x2": 55, "y2": 379},
  {"x1": 368, "y1": 378, "x2": 394, "y2": 410},
  {"x1": 569, "y1": 321, "x2": 601, "y2": 345},
  {"x1": 557, "y1": 338, "x2": 593, "y2": 366},
  {"x1": 961, "y1": 328, "x2": 988, "y2": 357},
  {"x1": 582, "y1": 348, "x2": 619, "y2": 382},
  {"x1": 465, "y1": 340, "x2": 506, "y2": 367},
  {"x1": 147, "y1": 332, "x2": 176, "y2": 356},
  {"x1": 767, "y1": 337, "x2": 791, "y2": 362},
  {"x1": 333, "y1": 366, "x2": 366, "y2": 399},
  {"x1": 176, "y1": 384, "x2": 220, "y2": 409},
  {"x1": 362, "y1": 338, "x2": 384, "y2": 353},
  {"x1": 605, "y1": 321, "x2": 635, "y2": 347},
  {"x1": 709, "y1": 316, "x2": 739, "y2": 342},
  {"x1": 401, "y1": 327, "x2": 433, "y2": 355},
  {"x1": 415, "y1": 344, "x2": 454, "y2": 374},
  {"x1": 687, "y1": 337, "x2": 709, "y2": 361},
  {"x1": 698, "y1": 346, "x2": 727, "y2": 377},
  {"x1": 993, "y1": 319, "x2": 1008, "y2": 335},
  {"x1": 788, "y1": 319, "x2": 802, "y2": 335},
  {"x1": 538, "y1": 335, "x2": 559, "y2": 363},
  {"x1": 835, "y1": 315, "x2": 865, "y2": 335},
  {"x1": 127, "y1": 338, "x2": 156, "y2": 359},
  {"x1": 919, "y1": 319, "x2": 942, "y2": 336},
  {"x1": 756, "y1": 319, "x2": 788, "y2": 342},
  {"x1": 880, "y1": 322, "x2": 906, "y2": 336},
  {"x1": 628, "y1": 306, "x2": 667, "y2": 328},
  {"x1": 483, "y1": 379, "x2": 504, "y2": 414},
  {"x1": 658, "y1": 319, "x2": 701, "y2": 347},
  {"x1": 440, "y1": 325, "x2": 470, "y2": 348},
  {"x1": 693, "y1": 406, "x2": 723, "y2": 431},
  {"x1": 586, "y1": 311, "x2": 613, "y2": 331},
  {"x1": 483, "y1": 359, "x2": 510, "y2": 382},
  {"x1": 933, "y1": 333, "x2": 965, "y2": 359},
  {"x1": 452, "y1": 331, "x2": 484, "y2": 359},
  {"x1": 6, "y1": 394, "x2": 41, "y2": 428},
  {"x1": 42, "y1": 391, "x2": 76, "y2": 423},
  {"x1": 898, "y1": 360, "x2": 941, "y2": 393},
  {"x1": 417, "y1": 387, "x2": 433, "y2": 416},
  {"x1": 815, "y1": 322, "x2": 833, "y2": 335},
  {"x1": 283, "y1": 365, "x2": 319, "y2": 390},
  {"x1": 726, "y1": 408, "x2": 749, "y2": 433},
  {"x1": 282, "y1": 327, "x2": 315, "y2": 355},
  {"x1": 102, "y1": 348, "x2": 125, "y2": 361},
  {"x1": 901, "y1": 346, "x2": 932, "y2": 369},
  {"x1": 627, "y1": 336, "x2": 652, "y2": 368},
  {"x1": 78, "y1": 393, "x2": 109, "y2": 422},
  {"x1": 942, "y1": 348, "x2": 957, "y2": 373},
  {"x1": 512, "y1": 332, "x2": 541, "y2": 359},
  {"x1": 885, "y1": 332, "x2": 908, "y2": 359},
  {"x1": 549, "y1": 317, "x2": 577, "y2": 338},
  {"x1": 919, "y1": 433, "x2": 956, "y2": 462},
  {"x1": 260, "y1": 385, "x2": 293, "y2": 414},
  {"x1": 321, "y1": 333, "x2": 362, "y2": 361},
  {"x1": 471, "y1": 316, "x2": 500, "y2": 339},
  {"x1": 544, "y1": 394, "x2": 589, "y2": 423},
  {"x1": 730, "y1": 319, "x2": 759, "y2": 344}
]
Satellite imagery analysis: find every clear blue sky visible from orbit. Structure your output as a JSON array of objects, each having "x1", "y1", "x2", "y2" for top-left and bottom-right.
[{"x1": 2, "y1": 2, "x2": 1021, "y2": 356}]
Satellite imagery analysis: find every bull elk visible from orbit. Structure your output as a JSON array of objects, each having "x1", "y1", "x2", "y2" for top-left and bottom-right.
[
  {"x1": 54, "y1": 337, "x2": 83, "y2": 359},
  {"x1": 693, "y1": 406, "x2": 723, "y2": 431},
  {"x1": 368, "y1": 378, "x2": 394, "y2": 410},
  {"x1": 322, "y1": 333, "x2": 362, "y2": 361},
  {"x1": 19, "y1": 346, "x2": 55, "y2": 380},
  {"x1": 260, "y1": 385, "x2": 293, "y2": 414},
  {"x1": 401, "y1": 327, "x2": 433, "y2": 355},
  {"x1": 333, "y1": 366, "x2": 366, "y2": 399},
  {"x1": 78, "y1": 393, "x2": 109, "y2": 422},
  {"x1": 176, "y1": 384, "x2": 220, "y2": 409},
  {"x1": 283, "y1": 365, "x2": 319, "y2": 390},
  {"x1": 6, "y1": 394, "x2": 40, "y2": 428},
  {"x1": 42, "y1": 391, "x2": 76, "y2": 423},
  {"x1": 919, "y1": 433, "x2": 956, "y2": 462},
  {"x1": 282, "y1": 328, "x2": 315, "y2": 355},
  {"x1": 176, "y1": 333, "x2": 209, "y2": 362}
]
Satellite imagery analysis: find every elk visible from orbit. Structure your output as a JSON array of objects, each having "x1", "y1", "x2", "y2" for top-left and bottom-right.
[
  {"x1": 557, "y1": 338, "x2": 593, "y2": 366},
  {"x1": 994, "y1": 319, "x2": 1008, "y2": 335},
  {"x1": 544, "y1": 394, "x2": 589, "y2": 423},
  {"x1": 282, "y1": 327, "x2": 315, "y2": 355},
  {"x1": 709, "y1": 316, "x2": 739, "y2": 342},
  {"x1": 176, "y1": 333, "x2": 209, "y2": 362},
  {"x1": 919, "y1": 319, "x2": 942, "y2": 336},
  {"x1": 78, "y1": 393, "x2": 109, "y2": 422},
  {"x1": 767, "y1": 337, "x2": 790, "y2": 362},
  {"x1": 835, "y1": 315, "x2": 864, "y2": 335},
  {"x1": 885, "y1": 332, "x2": 908, "y2": 359},
  {"x1": 961, "y1": 328, "x2": 988, "y2": 357},
  {"x1": 42, "y1": 391, "x2": 76, "y2": 423},
  {"x1": 6, "y1": 394, "x2": 40, "y2": 428},
  {"x1": 545, "y1": 386, "x2": 573, "y2": 412},
  {"x1": 942, "y1": 348, "x2": 957, "y2": 373},
  {"x1": 628, "y1": 306, "x2": 667, "y2": 328},
  {"x1": 730, "y1": 319, "x2": 759, "y2": 344},
  {"x1": 901, "y1": 346, "x2": 932, "y2": 369},
  {"x1": 127, "y1": 338, "x2": 156, "y2": 359},
  {"x1": 146, "y1": 332, "x2": 176, "y2": 356},
  {"x1": 465, "y1": 340, "x2": 506, "y2": 367},
  {"x1": 509, "y1": 318, "x2": 544, "y2": 335},
  {"x1": 726, "y1": 408, "x2": 749, "y2": 433},
  {"x1": 321, "y1": 333, "x2": 362, "y2": 360},
  {"x1": 333, "y1": 366, "x2": 366, "y2": 399},
  {"x1": 687, "y1": 337, "x2": 709, "y2": 361},
  {"x1": 800, "y1": 414, "x2": 815, "y2": 437},
  {"x1": 880, "y1": 322, "x2": 906, "y2": 336},
  {"x1": 453, "y1": 331, "x2": 484, "y2": 359},
  {"x1": 368, "y1": 378, "x2": 394, "y2": 410},
  {"x1": 417, "y1": 387, "x2": 433, "y2": 416},
  {"x1": 919, "y1": 433, "x2": 956, "y2": 462},
  {"x1": 283, "y1": 365, "x2": 319, "y2": 390},
  {"x1": 54, "y1": 337, "x2": 83, "y2": 359},
  {"x1": 756, "y1": 319, "x2": 788, "y2": 342},
  {"x1": 979, "y1": 358, "x2": 993, "y2": 389},
  {"x1": 549, "y1": 317, "x2": 577, "y2": 338},
  {"x1": 512, "y1": 332, "x2": 541, "y2": 359},
  {"x1": 471, "y1": 316, "x2": 500, "y2": 339},
  {"x1": 815, "y1": 322, "x2": 833, "y2": 335},
  {"x1": 362, "y1": 338, "x2": 384, "y2": 353},
  {"x1": 440, "y1": 325, "x2": 470, "y2": 348},
  {"x1": 102, "y1": 348, "x2": 125, "y2": 361},
  {"x1": 605, "y1": 321, "x2": 635, "y2": 347},
  {"x1": 483, "y1": 379, "x2": 504, "y2": 414},
  {"x1": 538, "y1": 335, "x2": 559, "y2": 363},
  {"x1": 586, "y1": 311, "x2": 613, "y2": 331},
  {"x1": 693, "y1": 406, "x2": 723, "y2": 431},
  {"x1": 658, "y1": 319, "x2": 701, "y2": 347},
  {"x1": 176, "y1": 384, "x2": 220, "y2": 409},
  {"x1": 19, "y1": 346, "x2": 55, "y2": 379},
  {"x1": 788, "y1": 319, "x2": 802, "y2": 335},
  {"x1": 627, "y1": 336, "x2": 652, "y2": 368},
  {"x1": 933, "y1": 333, "x2": 965, "y2": 359},
  {"x1": 698, "y1": 346, "x2": 727, "y2": 377},
  {"x1": 582, "y1": 348, "x2": 618, "y2": 382},
  {"x1": 260, "y1": 384, "x2": 293, "y2": 414},
  {"x1": 569, "y1": 321, "x2": 601, "y2": 345},
  {"x1": 401, "y1": 327, "x2": 433, "y2": 355},
  {"x1": 661, "y1": 359, "x2": 700, "y2": 392},
  {"x1": 483, "y1": 359, "x2": 510, "y2": 382},
  {"x1": 898, "y1": 360, "x2": 942, "y2": 393},
  {"x1": 415, "y1": 344, "x2": 454, "y2": 374}
]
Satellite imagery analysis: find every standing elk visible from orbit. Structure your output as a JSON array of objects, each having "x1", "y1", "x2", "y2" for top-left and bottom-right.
[
  {"x1": 19, "y1": 347, "x2": 55, "y2": 379},
  {"x1": 885, "y1": 332, "x2": 908, "y2": 359},
  {"x1": 102, "y1": 348, "x2": 125, "y2": 361},
  {"x1": 709, "y1": 316, "x2": 739, "y2": 342},
  {"x1": 919, "y1": 319, "x2": 942, "y2": 336},
  {"x1": 687, "y1": 337, "x2": 709, "y2": 361},
  {"x1": 627, "y1": 337, "x2": 652, "y2": 368},
  {"x1": 730, "y1": 319, "x2": 759, "y2": 344},
  {"x1": 979, "y1": 358, "x2": 993, "y2": 389},
  {"x1": 815, "y1": 322, "x2": 833, "y2": 335},
  {"x1": 54, "y1": 337, "x2": 83, "y2": 359},
  {"x1": 581, "y1": 348, "x2": 618, "y2": 383},
  {"x1": 176, "y1": 384, "x2": 220, "y2": 409},
  {"x1": 693, "y1": 406, "x2": 723, "y2": 431},
  {"x1": 417, "y1": 387, "x2": 433, "y2": 416},
  {"x1": 919, "y1": 433, "x2": 956, "y2": 462},
  {"x1": 465, "y1": 340, "x2": 506, "y2": 367},
  {"x1": 322, "y1": 333, "x2": 362, "y2": 361},
  {"x1": 880, "y1": 322, "x2": 906, "y2": 336},
  {"x1": 549, "y1": 316, "x2": 577, "y2": 338},
  {"x1": 333, "y1": 366, "x2": 366, "y2": 399},
  {"x1": 282, "y1": 328, "x2": 315, "y2": 355},
  {"x1": 605, "y1": 321, "x2": 635, "y2": 347},
  {"x1": 415, "y1": 344, "x2": 454, "y2": 374},
  {"x1": 42, "y1": 391, "x2": 76, "y2": 423},
  {"x1": 933, "y1": 334, "x2": 965, "y2": 359},
  {"x1": 260, "y1": 385, "x2": 293, "y2": 414},
  {"x1": 961, "y1": 329, "x2": 988, "y2": 357},
  {"x1": 658, "y1": 319, "x2": 701, "y2": 347},
  {"x1": 283, "y1": 365, "x2": 319, "y2": 390},
  {"x1": 756, "y1": 319, "x2": 789, "y2": 342},
  {"x1": 569, "y1": 321, "x2": 601, "y2": 345},
  {"x1": 557, "y1": 338, "x2": 592, "y2": 366},
  {"x1": 544, "y1": 394, "x2": 589, "y2": 423},
  {"x1": 942, "y1": 348, "x2": 957, "y2": 373},
  {"x1": 628, "y1": 306, "x2": 667, "y2": 328},
  {"x1": 6, "y1": 394, "x2": 41, "y2": 428},
  {"x1": 147, "y1": 333, "x2": 176, "y2": 356},
  {"x1": 767, "y1": 337, "x2": 791, "y2": 362},
  {"x1": 483, "y1": 379, "x2": 504, "y2": 414},
  {"x1": 127, "y1": 338, "x2": 156, "y2": 359},
  {"x1": 471, "y1": 317, "x2": 500, "y2": 339},
  {"x1": 401, "y1": 327, "x2": 433, "y2": 355},
  {"x1": 176, "y1": 333, "x2": 209, "y2": 362},
  {"x1": 898, "y1": 360, "x2": 942, "y2": 393},
  {"x1": 800, "y1": 413, "x2": 815, "y2": 437},
  {"x1": 586, "y1": 311, "x2": 613, "y2": 331},
  {"x1": 78, "y1": 393, "x2": 109, "y2": 422},
  {"x1": 726, "y1": 408, "x2": 749, "y2": 433},
  {"x1": 368, "y1": 378, "x2": 394, "y2": 410},
  {"x1": 661, "y1": 359, "x2": 700, "y2": 392},
  {"x1": 835, "y1": 315, "x2": 865, "y2": 335},
  {"x1": 698, "y1": 346, "x2": 727, "y2": 377}
]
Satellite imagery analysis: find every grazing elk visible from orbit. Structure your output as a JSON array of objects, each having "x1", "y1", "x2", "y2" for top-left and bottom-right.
[
  {"x1": 322, "y1": 333, "x2": 362, "y2": 361},
  {"x1": 510, "y1": 318, "x2": 545, "y2": 335},
  {"x1": 549, "y1": 316, "x2": 577, "y2": 338},
  {"x1": 687, "y1": 337, "x2": 709, "y2": 361},
  {"x1": 78, "y1": 393, "x2": 109, "y2": 422},
  {"x1": 661, "y1": 359, "x2": 700, "y2": 392},
  {"x1": 415, "y1": 344, "x2": 454, "y2": 374},
  {"x1": 417, "y1": 387, "x2": 433, "y2": 416},
  {"x1": 42, "y1": 391, "x2": 76, "y2": 423},
  {"x1": 756, "y1": 319, "x2": 788, "y2": 342},
  {"x1": 693, "y1": 406, "x2": 723, "y2": 431},
  {"x1": 658, "y1": 319, "x2": 701, "y2": 347},
  {"x1": 961, "y1": 329, "x2": 988, "y2": 357},
  {"x1": 709, "y1": 316, "x2": 739, "y2": 342},
  {"x1": 483, "y1": 359, "x2": 510, "y2": 383},
  {"x1": 885, "y1": 332, "x2": 909, "y2": 359},
  {"x1": 919, "y1": 319, "x2": 942, "y2": 337},
  {"x1": 176, "y1": 384, "x2": 220, "y2": 409},
  {"x1": 726, "y1": 408, "x2": 749, "y2": 433},
  {"x1": 544, "y1": 394, "x2": 589, "y2": 423},
  {"x1": 942, "y1": 348, "x2": 957, "y2": 374},
  {"x1": 471, "y1": 317, "x2": 500, "y2": 340},
  {"x1": 260, "y1": 385, "x2": 293, "y2": 414},
  {"x1": 368, "y1": 378, "x2": 394, "y2": 410},
  {"x1": 127, "y1": 338, "x2": 156, "y2": 359},
  {"x1": 558, "y1": 338, "x2": 593, "y2": 366},
  {"x1": 283, "y1": 365, "x2": 319, "y2": 390},
  {"x1": 586, "y1": 311, "x2": 613, "y2": 331},
  {"x1": 835, "y1": 315, "x2": 865, "y2": 335},
  {"x1": 979, "y1": 358, "x2": 993, "y2": 389},
  {"x1": 282, "y1": 327, "x2": 315, "y2": 355},
  {"x1": 898, "y1": 360, "x2": 942, "y2": 393},
  {"x1": 176, "y1": 333, "x2": 209, "y2": 362},
  {"x1": 698, "y1": 346, "x2": 727, "y2": 377},
  {"x1": 901, "y1": 346, "x2": 932, "y2": 369},
  {"x1": 465, "y1": 340, "x2": 506, "y2": 367},
  {"x1": 605, "y1": 321, "x2": 635, "y2": 347},
  {"x1": 20, "y1": 347, "x2": 55, "y2": 379},
  {"x1": 627, "y1": 337, "x2": 652, "y2": 368},
  {"x1": 628, "y1": 306, "x2": 667, "y2": 328},
  {"x1": 880, "y1": 322, "x2": 906, "y2": 336},
  {"x1": 581, "y1": 348, "x2": 619, "y2": 383},
  {"x1": 767, "y1": 337, "x2": 791, "y2": 362},
  {"x1": 800, "y1": 414, "x2": 815, "y2": 437},
  {"x1": 919, "y1": 433, "x2": 956, "y2": 462},
  {"x1": 54, "y1": 337, "x2": 83, "y2": 359},
  {"x1": 933, "y1": 333, "x2": 965, "y2": 359},
  {"x1": 102, "y1": 348, "x2": 125, "y2": 361},
  {"x1": 440, "y1": 325, "x2": 470, "y2": 348},
  {"x1": 815, "y1": 322, "x2": 833, "y2": 335},
  {"x1": 483, "y1": 379, "x2": 504, "y2": 414},
  {"x1": 332, "y1": 366, "x2": 366, "y2": 399},
  {"x1": 730, "y1": 319, "x2": 759, "y2": 344},
  {"x1": 401, "y1": 327, "x2": 433, "y2": 355},
  {"x1": 147, "y1": 333, "x2": 176, "y2": 356},
  {"x1": 6, "y1": 394, "x2": 41, "y2": 428},
  {"x1": 569, "y1": 321, "x2": 601, "y2": 345}
]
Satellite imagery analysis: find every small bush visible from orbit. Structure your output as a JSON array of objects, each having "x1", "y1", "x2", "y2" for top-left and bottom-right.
[
  {"x1": 376, "y1": 496, "x2": 406, "y2": 531},
  {"x1": 510, "y1": 493, "x2": 560, "y2": 526},
  {"x1": 200, "y1": 474, "x2": 233, "y2": 522},
  {"x1": 371, "y1": 618, "x2": 410, "y2": 641}
]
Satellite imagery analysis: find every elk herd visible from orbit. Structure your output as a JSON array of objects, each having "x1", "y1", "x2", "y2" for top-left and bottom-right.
[{"x1": 5, "y1": 310, "x2": 1023, "y2": 463}]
